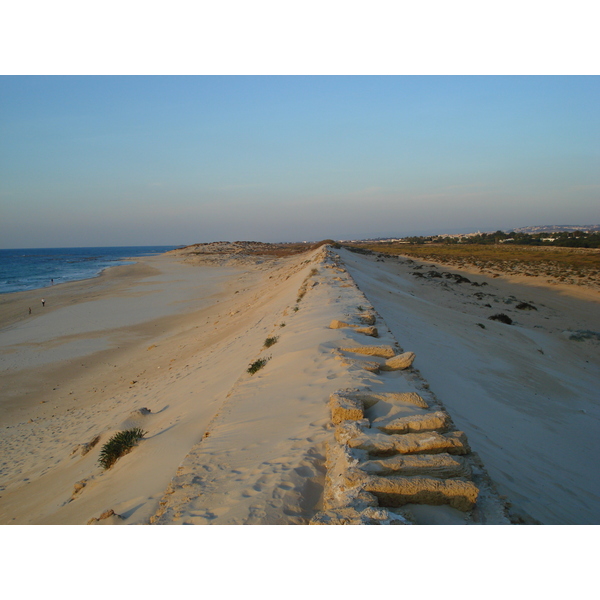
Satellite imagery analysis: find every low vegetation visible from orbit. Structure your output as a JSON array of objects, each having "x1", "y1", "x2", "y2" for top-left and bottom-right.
[
  {"x1": 516, "y1": 302, "x2": 537, "y2": 310},
  {"x1": 347, "y1": 242, "x2": 600, "y2": 287},
  {"x1": 98, "y1": 428, "x2": 146, "y2": 469},
  {"x1": 264, "y1": 336, "x2": 278, "y2": 348},
  {"x1": 488, "y1": 313, "x2": 513, "y2": 325},
  {"x1": 247, "y1": 357, "x2": 270, "y2": 375}
]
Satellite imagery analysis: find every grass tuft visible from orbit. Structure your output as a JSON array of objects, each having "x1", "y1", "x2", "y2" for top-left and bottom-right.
[
  {"x1": 264, "y1": 336, "x2": 278, "y2": 348},
  {"x1": 98, "y1": 428, "x2": 146, "y2": 469},
  {"x1": 247, "y1": 357, "x2": 270, "y2": 375}
]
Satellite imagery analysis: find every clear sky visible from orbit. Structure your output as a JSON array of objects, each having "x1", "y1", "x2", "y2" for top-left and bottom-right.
[{"x1": 1, "y1": 76, "x2": 598, "y2": 248}]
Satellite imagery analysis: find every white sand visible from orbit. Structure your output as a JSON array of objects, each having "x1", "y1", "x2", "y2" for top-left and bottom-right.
[
  {"x1": 1, "y1": 245, "x2": 598, "y2": 525},
  {"x1": 1, "y1": 247, "x2": 386, "y2": 524}
]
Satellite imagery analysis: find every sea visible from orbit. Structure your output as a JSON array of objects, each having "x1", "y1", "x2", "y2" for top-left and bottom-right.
[{"x1": 0, "y1": 246, "x2": 180, "y2": 295}]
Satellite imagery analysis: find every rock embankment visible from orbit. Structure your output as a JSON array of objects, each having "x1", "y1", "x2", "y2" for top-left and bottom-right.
[{"x1": 311, "y1": 248, "x2": 509, "y2": 525}]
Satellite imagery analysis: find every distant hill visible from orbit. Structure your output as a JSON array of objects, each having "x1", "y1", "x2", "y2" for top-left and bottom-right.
[{"x1": 512, "y1": 225, "x2": 600, "y2": 234}]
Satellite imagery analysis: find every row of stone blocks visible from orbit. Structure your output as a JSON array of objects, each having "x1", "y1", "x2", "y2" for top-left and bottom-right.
[
  {"x1": 311, "y1": 255, "x2": 483, "y2": 524},
  {"x1": 311, "y1": 387, "x2": 481, "y2": 524}
]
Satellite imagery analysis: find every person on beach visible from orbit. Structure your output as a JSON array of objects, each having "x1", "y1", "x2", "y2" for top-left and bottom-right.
[
  {"x1": 41, "y1": 298, "x2": 45, "y2": 307},
  {"x1": 29, "y1": 307, "x2": 31, "y2": 314}
]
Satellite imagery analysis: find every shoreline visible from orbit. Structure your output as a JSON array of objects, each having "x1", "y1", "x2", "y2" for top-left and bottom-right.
[
  {"x1": 0, "y1": 259, "x2": 162, "y2": 332},
  {"x1": 0, "y1": 245, "x2": 180, "y2": 299}
]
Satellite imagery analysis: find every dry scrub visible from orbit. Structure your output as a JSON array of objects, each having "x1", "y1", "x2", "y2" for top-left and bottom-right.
[{"x1": 348, "y1": 243, "x2": 600, "y2": 287}]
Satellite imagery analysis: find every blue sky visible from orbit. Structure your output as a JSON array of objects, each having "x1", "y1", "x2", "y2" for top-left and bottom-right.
[{"x1": 1, "y1": 76, "x2": 598, "y2": 248}]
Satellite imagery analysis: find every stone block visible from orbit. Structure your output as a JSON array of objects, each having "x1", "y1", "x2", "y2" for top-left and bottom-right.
[
  {"x1": 334, "y1": 419, "x2": 370, "y2": 444},
  {"x1": 373, "y1": 410, "x2": 450, "y2": 434},
  {"x1": 358, "y1": 453, "x2": 472, "y2": 478},
  {"x1": 382, "y1": 352, "x2": 416, "y2": 370},
  {"x1": 347, "y1": 430, "x2": 471, "y2": 456},
  {"x1": 329, "y1": 392, "x2": 365, "y2": 424},
  {"x1": 355, "y1": 326, "x2": 378, "y2": 337},
  {"x1": 363, "y1": 475, "x2": 479, "y2": 512},
  {"x1": 340, "y1": 345, "x2": 395, "y2": 358},
  {"x1": 354, "y1": 392, "x2": 429, "y2": 409},
  {"x1": 329, "y1": 319, "x2": 353, "y2": 329}
]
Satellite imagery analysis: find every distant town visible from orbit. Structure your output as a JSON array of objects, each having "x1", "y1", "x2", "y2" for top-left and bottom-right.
[{"x1": 339, "y1": 225, "x2": 600, "y2": 248}]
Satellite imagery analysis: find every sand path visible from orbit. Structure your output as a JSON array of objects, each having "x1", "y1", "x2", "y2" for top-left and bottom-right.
[{"x1": 339, "y1": 247, "x2": 600, "y2": 524}]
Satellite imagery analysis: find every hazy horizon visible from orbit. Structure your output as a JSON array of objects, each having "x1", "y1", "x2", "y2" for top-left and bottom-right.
[
  {"x1": 3, "y1": 221, "x2": 600, "y2": 251},
  {"x1": 1, "y1": 76, "x2": 598, "y2": 249}
]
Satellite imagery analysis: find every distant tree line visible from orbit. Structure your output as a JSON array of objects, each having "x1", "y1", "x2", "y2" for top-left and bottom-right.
[{"x1": 401, "y1": 231, "x2": 600, "y2": 248}]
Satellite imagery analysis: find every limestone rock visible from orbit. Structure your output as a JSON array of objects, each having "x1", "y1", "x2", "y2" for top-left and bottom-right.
[
  {"x1": 353, "y1": 391, "x2": 429, "y2": 409},
  {"x1": 358, "y1": 453, "x2": 472, "y2": 478},
  {"x1": 329, "y1": 319, "x2": 353, "y2": 329},
  {"x1": 373, "y1": 410, "x2": 450, "y2": 434},
  {"x1": 310, "y1": 506, "x2": 412, "y2": 525},
  {"x1": 363, "y1": 475, "x2": 479, "y2": 512},
  {"x1": 382, "y1": 352, "x2": 416, "y2": 370},
  {"x1": 329, "y1": 393, "x2": 365, "y2": 424},
  {"x1": 334, "y1": 419, "x2": 370, "y2": 444},
  {"x1": 347, "y1": 430, "x2": 471, "y2": 456},
  {"x1": 359, "y1": 313, "x2": 376, "y2": 325},
  {"x1": 355, "y1": 326, "x2": 378, "y2": 337},
  {"x1": 340, "y1": 345, "x2": 395, "y2": 358}
]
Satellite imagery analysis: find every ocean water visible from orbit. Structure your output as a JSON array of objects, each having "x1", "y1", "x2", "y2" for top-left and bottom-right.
[{"x1": 0, "y1": 246, "x2": 179, "y2": 294}]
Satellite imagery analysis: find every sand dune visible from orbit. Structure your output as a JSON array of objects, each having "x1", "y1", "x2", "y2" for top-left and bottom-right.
[{"x1": 0, "y1": 244, "x2": 597, "y2": 524}]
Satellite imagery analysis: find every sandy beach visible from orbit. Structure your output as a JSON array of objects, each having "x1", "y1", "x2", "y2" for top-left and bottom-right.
[{"x1": 1, "y1": 244, "x2": 598, "y2": 524}]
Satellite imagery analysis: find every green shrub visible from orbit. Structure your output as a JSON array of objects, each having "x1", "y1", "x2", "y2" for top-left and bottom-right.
[
  {"x1": 98, "y1": 428, "x2": 146, "y2": 469},
  {"x1": 264, "y1": 336, "x2": 278, "y2": 348},
  {"x1": 247, "y1": 357, "x2": 270, "y2": 375}
]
